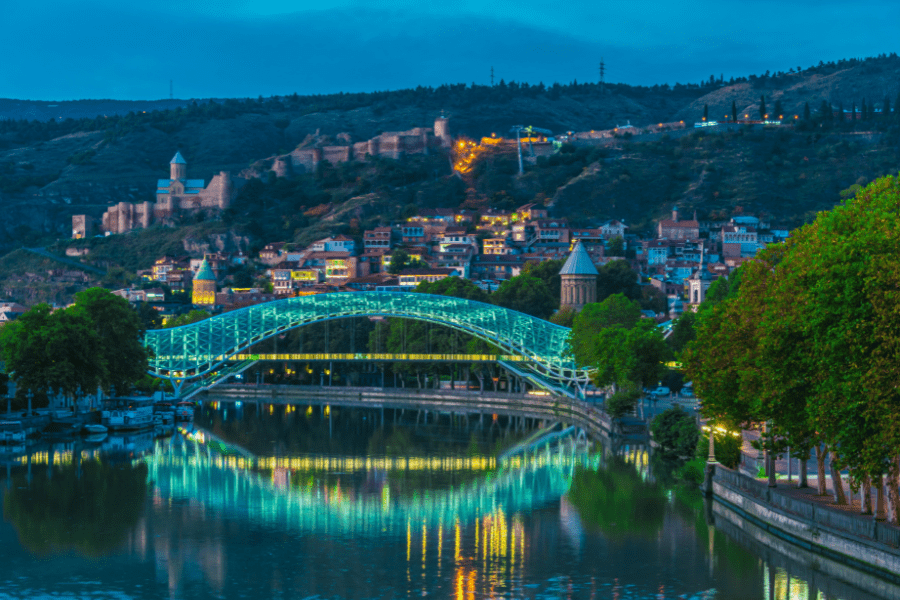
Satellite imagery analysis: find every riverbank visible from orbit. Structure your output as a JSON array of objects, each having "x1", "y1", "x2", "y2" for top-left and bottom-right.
[
  {"x1": 201, "y1": 384, "x2": 650, "y2": 438},
  {"x1": 705, "y1": 464, "x2": 900, "y2": 589}
]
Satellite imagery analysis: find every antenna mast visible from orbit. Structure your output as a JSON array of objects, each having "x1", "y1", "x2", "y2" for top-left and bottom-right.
[{"x1": 599, "y1": 58, "x2": 606, "y2": 95}]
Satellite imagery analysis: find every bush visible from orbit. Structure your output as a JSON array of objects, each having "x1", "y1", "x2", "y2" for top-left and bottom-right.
[
  {"x1": 650, "y1": 406, "x2": 699, "y2": 456},
  {"x1": 677, "y1": 458, "x2": 706, "y2": 485},
  {"x1": 696, "y1": 429, "x2": 743, "y2": 469}
]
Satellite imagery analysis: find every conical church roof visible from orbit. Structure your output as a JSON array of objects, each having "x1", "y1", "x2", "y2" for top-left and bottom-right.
[
  {"x1": 560, "y1": 240, "x2": 598, "y2": 276},
  {"x1": 194, "y1": 258, "x2": 215, "y2": 281},
  {"x1": 170, "y1": 151, "x2": 187, "y2": 164}
]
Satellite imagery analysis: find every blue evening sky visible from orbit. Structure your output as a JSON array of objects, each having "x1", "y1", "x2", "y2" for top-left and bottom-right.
[{"x1": 2, "y1": 0, "x2": 897, "y2": 100}]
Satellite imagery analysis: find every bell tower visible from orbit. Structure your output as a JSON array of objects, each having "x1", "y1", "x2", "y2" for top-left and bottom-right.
[
  {"x1": 170, "y1": 151, "x2": 187, "y2": 180},
  {"x1": 559, "y1": 241, "x2": 599, "y2": 311}
]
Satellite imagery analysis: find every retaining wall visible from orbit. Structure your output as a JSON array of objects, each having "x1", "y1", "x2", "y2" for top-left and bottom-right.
[{"x1": 707, "y1": 464, "x2": 900, "y2": 586}]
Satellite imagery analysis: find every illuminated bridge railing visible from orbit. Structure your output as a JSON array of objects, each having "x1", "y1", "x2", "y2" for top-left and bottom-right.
[{"x1": 144, "y1": 291, "x2": 592, "y2": 395}]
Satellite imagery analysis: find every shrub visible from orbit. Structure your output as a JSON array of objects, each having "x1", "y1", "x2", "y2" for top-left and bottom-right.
[
  {"x1": 695, "y1": 429, "x2": 743, "y2": 469},
  {"x1": 650, "y1": 406, "x2": 699, "y2": 457}
]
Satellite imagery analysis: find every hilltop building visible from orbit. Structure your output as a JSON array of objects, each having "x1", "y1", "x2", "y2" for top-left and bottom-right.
[
  {"x1": 73, "y1": 152, "x2": 242, "y2": 237},
  {"x1": 287, "y1": 117, "x2": 451, "y2": 172},
  {"x1": 560, "y1": 240, "x2": 598, "y2": 311},
  {"x1": 657, "y1": 207, "x2": 699, "y2": 240}
]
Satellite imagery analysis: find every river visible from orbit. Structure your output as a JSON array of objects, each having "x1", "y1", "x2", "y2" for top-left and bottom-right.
[{"x1": 0, "y1": 399, "x2": 895, "y2": 599}]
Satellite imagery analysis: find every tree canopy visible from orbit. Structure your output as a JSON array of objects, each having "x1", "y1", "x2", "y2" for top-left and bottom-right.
[
  {"x1": 490, "y1": 275, "x2": 557, "y2": 320},
  {"x1": 684, "y1": 175, "x2": 900, "y2": 521},
  {"x1": 0, "y1": 288, "x2": 149, "y2": 399}
]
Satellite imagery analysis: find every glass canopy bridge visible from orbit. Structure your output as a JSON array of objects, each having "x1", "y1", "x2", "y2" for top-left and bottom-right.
[
  {"x1": 144, "y1": 292, "x2": 592, "y2": 398},
  {"x1": 140, "y1": 431, "x2": 600, "y2": 537}
]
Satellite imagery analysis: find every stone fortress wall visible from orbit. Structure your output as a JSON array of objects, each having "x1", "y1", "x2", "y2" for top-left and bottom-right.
[{"x1": 287, "y1": 117, "x2": 452, "y2": 173}]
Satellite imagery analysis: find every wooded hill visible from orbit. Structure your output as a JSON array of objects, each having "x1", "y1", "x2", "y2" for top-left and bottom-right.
[{"x1": 0, "y1": 53, "x2": 898, "y2": 260}]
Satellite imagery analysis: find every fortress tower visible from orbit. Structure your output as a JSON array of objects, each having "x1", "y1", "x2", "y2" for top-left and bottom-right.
[
  {"x1": 192, "y1": 257, "x2": 217, "y2": 306},
  {"x1": 434, "y1": 116, "x2": 451, "y2": 148},
  {"x1": 560, "y1": 240, "x2": 598, "y2": 311},
  {"x1": 170, "y1": 151, "x2": 187, "y2": 180}
]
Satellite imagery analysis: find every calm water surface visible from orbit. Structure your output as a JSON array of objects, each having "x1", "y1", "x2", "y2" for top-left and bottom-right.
[{"x1": 0, "y1": 400, "x2": 892, "y2": 599}]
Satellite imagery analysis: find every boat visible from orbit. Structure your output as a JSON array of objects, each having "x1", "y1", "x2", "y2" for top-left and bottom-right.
[
  {"x1": 175, "y1": 401, "x2": 195, "y2": 421},
  {"x1": 82, "y1": 423, "x2": 108, "y2": 435},
  {"x1": 101, "y1": 406, "x2": 154, "y2": 431}
]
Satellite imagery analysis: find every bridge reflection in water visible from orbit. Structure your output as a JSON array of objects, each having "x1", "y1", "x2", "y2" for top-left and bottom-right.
[{"x1": 142, "y1": 430, "x2": 600, "y2": 536}]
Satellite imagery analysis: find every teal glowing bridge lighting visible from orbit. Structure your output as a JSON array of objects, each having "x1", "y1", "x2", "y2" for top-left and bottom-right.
[{"x1": 144, "y1": 292, "x2": 591, "y2": 397}]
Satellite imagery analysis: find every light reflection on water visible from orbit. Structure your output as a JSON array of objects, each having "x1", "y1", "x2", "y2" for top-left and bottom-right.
[{"x1": 0, "y1": 403, "x2": 894, "y2": 599}]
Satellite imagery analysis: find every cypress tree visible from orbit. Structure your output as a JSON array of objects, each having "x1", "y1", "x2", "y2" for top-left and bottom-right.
[
  {"x1": 839, "y1": 102, "x2": 845, "y2": 122},
  {"x1": 862, "y1": 98, "x2": 868, "y2": 121},
  {"x1": 852, "y1": 102, "x2": 857, "y2": 121},
  {"x1": 731, "y1": 100, "x2": 738, "y2": 122},
  {"x1": 773, "y1": 99, "x2": 784, "y2": 118},
  {"x1": 884, "y1": 96, "x2": 891, "y2": 119},
  {"x1": 895, "y1": 91, "x2": 900, "y2": 119},
  {"x1": 703, "y1": 104, "x2": 709, "y2": 121},
  {"x1": 803, "y1": 102, "x2": 811, "y2": 121},
  {"x1": 760, "y1": 95, "x2": 767, "y2": 120}
]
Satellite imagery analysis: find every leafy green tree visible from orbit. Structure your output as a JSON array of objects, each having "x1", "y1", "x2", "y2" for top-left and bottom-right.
[
  {"x1": 165, "y1": 310, "x2": 211, "y2": 328},
  {"x1": 550, "y1": 306, "x2": 576, "y2": 327},
  {"x1": 72, "y1": 288, "x2": 149, "y2": 394},
  {"x1": 596, "y1": 259, "x2": 640, "y2": 302},
  {"x1": 667, "y1": 311, "x2": 696, "y2": 355},
  {"x1": 491, "y1": 275, "x2": 556, "y2": 319},
  {"x1": 416, "y1": 276, "x2": 489, "y2": 302},
  {"x1": 651, "y1": 406, "x2": 699, "y2": 457},
  {"x1": 0, "y1": 304, "x2": 105, "y2": 404},
  {"x1": 136, "y1": 302, "x2": 163, "y2": 331},
  {"x1": 387, "y1": 248, "x2": 411, "y2": 275},
  {"x1": 521, "y1": 258, "x2": 563, "y2": 304},
  {"x1": 606, "y1": 236, "x2": 625, "y2": 257}
]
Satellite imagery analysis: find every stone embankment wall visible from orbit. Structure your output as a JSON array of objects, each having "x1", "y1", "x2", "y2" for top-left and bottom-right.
[
  {"x1": 706, "y1": 464, "x2": 900, "y2": 588},
  {"x1": 206, "y1": 384, "x2": 617, "y2": 436}
]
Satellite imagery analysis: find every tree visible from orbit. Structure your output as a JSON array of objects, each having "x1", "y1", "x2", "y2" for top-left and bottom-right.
[
  {"x1": 803, "y1": 102, "x2": 811, "y2": 121},
  {"x1": 550, "y1": 306, "x2": 576, "y2": 327},
  {"x1": 165, "y1": 310, "x2": 211, "y2": 328},
  {"x1": 651, "y1": 406, "x2": 699, "y2": 457},
  {"x1": 667, "y1": 311, "x2": 697, "y2": 355},
  {"x1": 773, "y1": 99, "x2": 783, "y2": 118},
  {"x1": 703, "y1": 104, "x2": 709, "y2": 121},
  {"x1": 606, "y1": 236, "x2": 625, "y2": 257},
  {"x1": 759, "y1": 95, "x2": 767, "y2": 120},
  {"x1": 136, "y1": 302, "x2": 163, "y2": 331},
  {"x1": 387, "y1": 248, "x2": 410, "y2": 275},
  {"x1": 596, "y1": 259, "x2": 640, "y2": 302},
  {"x1": 0, "y1": 304, "x2": 105, "y2": 404},
  {"x1": 569, "y1": 294, "x2": 668, "y2": 417},
  {"x1": 72, "y1": 288, "x2": 149, "y2": 394},
  {"x1": 491, "y1": 275, "x2": 556, "y2": 319},
  {"x1": 521, "y1": 258, "x2": 563, "y2": 304},
  {"x1": 731, "y1": 100, "x2": 738, "y2": 122},
  {"x1": 416, "y1": 276, "x2": 489, "y2": 302},
  {"x1": 685, "y1": 176, "x2": 900, "y2": 520}
]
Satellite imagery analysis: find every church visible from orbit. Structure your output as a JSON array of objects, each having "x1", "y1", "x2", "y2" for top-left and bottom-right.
[{"x1": 73, "y1": 152, "x2": 241, "y2": 237}]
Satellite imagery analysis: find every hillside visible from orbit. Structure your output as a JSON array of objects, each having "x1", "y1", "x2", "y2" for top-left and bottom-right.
[{"x1": 0, "y1": 53, "x2": 897, "y2": 262}]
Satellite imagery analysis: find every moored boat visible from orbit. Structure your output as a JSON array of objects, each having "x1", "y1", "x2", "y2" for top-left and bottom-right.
[{"x1": 102, "y1": 406, "x2": 154, "y2": 431}]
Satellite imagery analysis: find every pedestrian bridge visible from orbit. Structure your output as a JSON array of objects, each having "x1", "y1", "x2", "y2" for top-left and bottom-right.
[{"x1": 144, "y1": 292, "x2": 591, "y2": 397}]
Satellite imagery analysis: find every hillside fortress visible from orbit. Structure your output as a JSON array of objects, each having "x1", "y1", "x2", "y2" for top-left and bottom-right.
[
  {"x1": 72, "y1": 152, "x2": 240, "y2": 237},
  {"x1": 283, "y1": 117, "x2": 451, "y2": 174}
]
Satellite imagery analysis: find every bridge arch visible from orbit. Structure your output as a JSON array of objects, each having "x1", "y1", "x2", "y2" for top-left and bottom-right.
[{"x1": 145, "y1": 292, "x2": 591, "y2": 396}]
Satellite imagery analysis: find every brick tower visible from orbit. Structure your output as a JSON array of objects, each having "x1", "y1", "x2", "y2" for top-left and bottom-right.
[
  {"x1": 191, "y1": 257, "x2": 217, "y2": 306},
  {"x1": 560, "y1": 240, "x2": 598, "y2": 311}
]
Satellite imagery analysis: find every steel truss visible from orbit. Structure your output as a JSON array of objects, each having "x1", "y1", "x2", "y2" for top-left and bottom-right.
[{"x1": 144, "y1": 292, "x2": 593, "y2": 397}]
